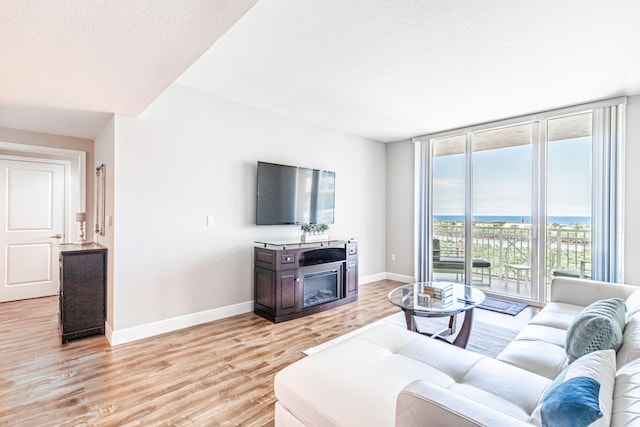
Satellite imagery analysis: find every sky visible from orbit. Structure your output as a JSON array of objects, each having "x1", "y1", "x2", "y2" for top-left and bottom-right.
[{"x1": 433, "y1": 136, "x2": 592, "y2": 217}]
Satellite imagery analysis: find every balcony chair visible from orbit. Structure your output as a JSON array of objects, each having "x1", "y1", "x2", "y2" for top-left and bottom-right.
[
  {"x1": 432, "y1": 239, "x2": 492, "y2": 285},
  {"x1": 553, "y1": 260, "x2": 591, "y2": 280}
]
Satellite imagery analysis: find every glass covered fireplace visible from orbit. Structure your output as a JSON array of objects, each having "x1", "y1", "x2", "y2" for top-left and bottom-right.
[{"x1": 303, "y1": 268, "x2": 339, "y2": 308}]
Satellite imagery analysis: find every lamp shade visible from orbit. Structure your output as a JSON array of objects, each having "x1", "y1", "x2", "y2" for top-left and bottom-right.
[{"x1": 75, "y1": 212, "x2": 87, "y2": 222}]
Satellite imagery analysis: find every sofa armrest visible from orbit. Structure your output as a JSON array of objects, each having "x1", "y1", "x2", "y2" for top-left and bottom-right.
[
  {"x1": 550, "y1": 277, "x2": 638, "y2": 306},
  {"x1": 396, "y1": 380, "x2": 532, "y2": 427}
]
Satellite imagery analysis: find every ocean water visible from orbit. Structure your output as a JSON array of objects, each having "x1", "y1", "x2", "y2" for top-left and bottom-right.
[{"x1": 434, "y1": 215, "x2": 591, "y2": 225}]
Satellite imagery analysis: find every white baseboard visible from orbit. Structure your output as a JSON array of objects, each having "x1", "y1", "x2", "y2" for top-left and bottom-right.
[
  {"x1": 107, "y1": 300, "x2": 253, "y2": 346},
  {"x1": 384, "y1": 272, "x2": 414, "y2": 283},
  {"x1": 106, "y1": 272, "x2": 414, "y2": 346},
  {"x1": 359, "y1": 272, "x2": 387, "y2": 284},
  {"x1": 105, "y1": 321, "x2": 114, "y2": 345},
  {"x1": 360, "y1": 272, "x2": 414, "y2": 285}
]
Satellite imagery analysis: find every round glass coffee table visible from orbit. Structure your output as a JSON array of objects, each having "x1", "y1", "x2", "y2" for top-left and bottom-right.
[{"x1": 388, "y1": 282, "x2": 485, "y2": 348}]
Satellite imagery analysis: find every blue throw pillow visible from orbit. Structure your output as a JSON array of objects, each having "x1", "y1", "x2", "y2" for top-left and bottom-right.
[
  {"x1": 529, "y1": 349, "x2": 615, "y2": 427},
  {"x1": 540, "y1": 377, "x2": 602, "y2": 427}
]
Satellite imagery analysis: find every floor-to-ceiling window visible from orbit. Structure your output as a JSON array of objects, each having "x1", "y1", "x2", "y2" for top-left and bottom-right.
[
  {"x1": 415, "y1": 98, "x2": 625, "y2": 303},
  {"x1": 546, "y1": 113, "x2": 593, "y2": 289},
  {"x1": 431, "y1": 134, "x2": 467, "y2": 283}
]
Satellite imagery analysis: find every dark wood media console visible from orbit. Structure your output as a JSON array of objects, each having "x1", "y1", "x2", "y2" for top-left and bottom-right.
[{"x1": 254, "y1": 240, "x2": 358, "y2": 323}]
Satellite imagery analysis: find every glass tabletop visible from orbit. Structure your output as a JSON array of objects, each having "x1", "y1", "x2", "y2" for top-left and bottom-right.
[{"x1": 388, "y1": 282, "x2": 485, "y2": 316}]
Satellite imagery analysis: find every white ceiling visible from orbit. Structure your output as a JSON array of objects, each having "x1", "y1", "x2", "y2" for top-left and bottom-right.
[
  {"x1": 0, "y1": 0, "x2": 257, "y2": 139},
  {"x1": 3, "y1": 0, "x2": 640, "y2": 142},
  {"x1": 178, "y1": 0, "x2": 640, "y2": 142}
]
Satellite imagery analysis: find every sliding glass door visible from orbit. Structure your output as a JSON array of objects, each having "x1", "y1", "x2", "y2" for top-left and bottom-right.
[
  {"x1": 432, "y1": 124, "x2": 536, "y2": 299},
  {"x1": 546, "y1": 113, "x2": 593, "y2": 289},
  {"x1": 432, "y1": 134, "x2": 467, "y2": 284},
  {"x1": 472, "y1": 124, "x2": 535, "y2": 298},
  {"x1": 418, "y1": 99, "x2": 624, "y2": 304}
]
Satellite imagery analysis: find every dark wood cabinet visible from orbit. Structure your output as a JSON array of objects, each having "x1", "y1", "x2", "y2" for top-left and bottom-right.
[
  {"x1": 254, "y1": 240, "x2": 358, "y2": 322},
  {"x1": 59, "y1": 243, "x2": 107, "y2": 343},
  {"x1": 346, "y1": 241, "x2": 358, "y2": 297}
]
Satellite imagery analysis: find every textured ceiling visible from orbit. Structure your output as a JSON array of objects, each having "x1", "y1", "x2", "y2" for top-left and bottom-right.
[
  {"x1": 0, "y1": 0, "x2": 257, "y2": 139},
  {"x1": 177, "y1": 0, "x2": 640, "y2": 142},
  {"x1": 3, "y1": 0, "x2": 640, "y2": 142}
]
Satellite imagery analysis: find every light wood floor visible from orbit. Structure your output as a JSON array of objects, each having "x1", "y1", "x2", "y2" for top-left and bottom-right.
[{"x1": 0, "y1": 280, "x2": 539, "y2": 426}]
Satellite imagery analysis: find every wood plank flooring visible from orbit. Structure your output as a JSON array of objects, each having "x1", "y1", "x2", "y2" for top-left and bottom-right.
[{"x1": 0, "y1": 280, "x2": 539, "y2": 426}]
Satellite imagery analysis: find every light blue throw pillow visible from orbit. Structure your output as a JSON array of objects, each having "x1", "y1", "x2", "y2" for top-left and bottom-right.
[{"x1": 565, "y1": 298, "x2": 626, "y2": 363}]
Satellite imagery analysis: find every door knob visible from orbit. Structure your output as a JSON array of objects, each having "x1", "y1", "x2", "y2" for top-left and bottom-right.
[{"x1": 49, "y1": 234, "x2": 63, "y2": 239}]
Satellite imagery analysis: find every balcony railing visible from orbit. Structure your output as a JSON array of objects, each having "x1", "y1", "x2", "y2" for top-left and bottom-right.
[{"x1": 434, "y1": 221, "x2": 591, "y2": 282}]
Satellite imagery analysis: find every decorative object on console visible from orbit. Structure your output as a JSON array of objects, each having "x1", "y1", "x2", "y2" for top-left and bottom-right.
[
  {"x1": 300, "y1": 223, "x2": 329, "y2": 243},
  {"x1": 75, "y1": 212, "x2": 87, "y2": 244}
]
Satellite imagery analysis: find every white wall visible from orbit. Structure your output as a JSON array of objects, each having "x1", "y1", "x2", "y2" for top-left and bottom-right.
[
  {"x1": 109, "y1": 84, "x2": 386, "y2": 339},
  {"x1": 94, "y1": 117, "x2": 116, "y2": 330},
  {"x1": 385, "y1": 94, "x2": 640, "y2": 285},
  {"x1": 385, "y1": 139, "x2": 414, "y2": 280}
]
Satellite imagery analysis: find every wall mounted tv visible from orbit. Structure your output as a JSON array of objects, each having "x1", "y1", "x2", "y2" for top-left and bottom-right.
[{"x1": 256, "y1": 161, "x2": 335, "y2": 225}]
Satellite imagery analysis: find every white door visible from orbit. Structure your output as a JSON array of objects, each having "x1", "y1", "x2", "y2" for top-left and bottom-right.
[{"x1": 0, "y1": 159, "x2": 66, "y2": 302}]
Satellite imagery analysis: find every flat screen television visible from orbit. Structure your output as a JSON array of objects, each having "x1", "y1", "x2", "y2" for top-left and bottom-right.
[{"x1": 256, "y1": 161, "x2": 335, "y2": 225}]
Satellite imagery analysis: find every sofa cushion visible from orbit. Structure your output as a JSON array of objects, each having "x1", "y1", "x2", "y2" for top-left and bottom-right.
[
  {"x1": 616, "y1": 316, "x2": 640, "y2": 368},
  {"x1": 396, "y1": 380, "x2": 538, "y2": 427},
  {"x1": 565, "y1": 298, "x2": 626, "y2": 363},
  {"x1": 497, "y1": 339, "x2": 568, "y2": 380},
  {"x1": 496, "y1": 302, "x2": 578, "y2": 379},
  {"x1": 527, "y1": 302, "x2": 584, "y2": 329},
  {"x1": 624, "y1": 288, "x2": 640, "y2": 318},
  {"x1": 612, "y1": 358, "x2": 640, "y2": 426},
  {"x1": 529, "y1": 349, "x2": 616, "y2": 427},
  {"x1": 617, "y1": 290, "x2": 640, "y2": 368}
]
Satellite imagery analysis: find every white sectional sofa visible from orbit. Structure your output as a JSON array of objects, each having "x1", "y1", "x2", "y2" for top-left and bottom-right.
[{"x1": 274, "y1": 277, "x2": 640, "y2": 426}]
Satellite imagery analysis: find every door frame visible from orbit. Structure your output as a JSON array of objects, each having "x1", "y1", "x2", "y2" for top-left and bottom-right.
[{"x1": 0, "y1": 141, "x2": 87, "y2": 245}]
